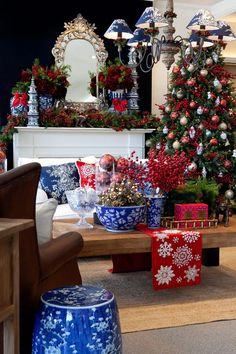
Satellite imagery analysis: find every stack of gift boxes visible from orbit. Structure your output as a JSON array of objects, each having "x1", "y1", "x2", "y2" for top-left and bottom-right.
[{"x1": 174, "y1": 203, "x2": 209, "y2": 228}]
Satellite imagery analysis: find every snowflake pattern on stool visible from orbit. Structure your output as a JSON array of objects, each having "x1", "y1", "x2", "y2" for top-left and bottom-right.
[{"x1": 152, "y1": 229, "x2": 202, "y2": 290}]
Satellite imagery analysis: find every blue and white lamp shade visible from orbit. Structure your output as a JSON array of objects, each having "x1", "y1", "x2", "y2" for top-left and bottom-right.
[
  {"x1": 127, "y1": 28, "x2": 151, "y2": 47},
  {"x1": 188, "y1": 32, "x2": 214, "y2": 48},
  {"x1": 135, "y1": 6, "x2": 168, "y2": 29},
  {"x1": 186, "y1": 9, "x2": 219, "y2": 31},
  {"x1": 208, "y1": 21, "x2": 236, "y2": 42},
  {"x1": 104, "y1": 19, "x2": 133, "y2": 40}
]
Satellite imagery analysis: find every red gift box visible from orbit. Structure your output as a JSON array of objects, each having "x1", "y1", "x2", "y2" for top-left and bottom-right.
[{"x1": 174, "y1": 203, "x2": 208, "y2": 228}]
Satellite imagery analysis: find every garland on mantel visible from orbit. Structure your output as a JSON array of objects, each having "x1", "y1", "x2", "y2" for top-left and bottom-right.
[{"x1": 0, "y1": 108, "x2": 159, "y2": 152}]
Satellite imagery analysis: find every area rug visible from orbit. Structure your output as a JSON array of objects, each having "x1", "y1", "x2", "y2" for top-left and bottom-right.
[{"x1": 78, "y1": 247, "x2": 236, "y2": 333}]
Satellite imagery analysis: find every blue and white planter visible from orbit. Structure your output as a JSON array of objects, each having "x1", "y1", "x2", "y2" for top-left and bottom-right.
[
  {"x1": 32, "y1": 285, "x2": 122, "y2": 353},
  {"x1": 146, "y1": 196, "x2": 165, "y2": 228},
  {"x1": 96, "y1": 204, "x2": 146, "y2": 232},
  {"x1": 38, "y1": 94, "x2": 55, "y2": 111}
]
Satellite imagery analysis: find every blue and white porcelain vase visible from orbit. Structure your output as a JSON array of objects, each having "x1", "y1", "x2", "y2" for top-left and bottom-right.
[
  {"x1": 38, "y1": 94, "x2": 54, "y2": 111},
  {"x1": 108, "y1": 89, "x2": 128, "y2": 114},
  {"x1": 146, "y1": 196, "x2": 165, "y2": 228},
  {"x1": 10, "y1": 94, "x2": 28, "y2": 116}
]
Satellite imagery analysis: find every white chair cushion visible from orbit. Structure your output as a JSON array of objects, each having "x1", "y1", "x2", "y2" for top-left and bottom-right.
[
  {"x1": 36, "y1": 188, "x2": 48, "y2": 204},
  {"x1": 36, "y1": 198, "x2": 58, "y2": 244}
]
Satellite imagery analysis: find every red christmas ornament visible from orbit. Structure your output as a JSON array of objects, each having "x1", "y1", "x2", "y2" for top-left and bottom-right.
[
  {"x1": 167, "y1": 132, "x2": 175, "y2": 140},
  {"x1": 180, "y1": 136, "x2": 190, "y2": 144},
  {"x1": 220, "y1": 79, "x2": 227, "y2": 86},
  {"x1": 171, "y1": 112, "x2": 178, "y2": 120},
  {"x1": 210, "y1": 138, "x2": 218, "y2": 146},
  {"x1": 220, "y1": 99, "x2": 227, "y2": 107},
  {"x1": 99, "y1": 154, "x2": 116, "y2": 171},
  {"x1": 116, "y1": 157, "x2": 129, "y2": 172},
  {"x1": 211, "y1": 115, "x2": 220, "y2": 123},
  {"x1": 224, "y1": 160, "x2": 232, "y2": 169},
  {"x1": 111, "y1": 172, "x2": 124, "y2": 183},
  {"x1": 203, "y1": 107, "x2": 209, "y2": 114},
  {"x1": 187, "y1": 79, "x2": 196, "y2": 86},
  {"x1": 172, "y1": 66, "x2": 180, "y2": 74},
  {"x1": 189, "y1": 101, "x2": 197, "y2": 108},
  {"x1": 0, "y1": 150, "x2": 6, "y2": 161}
]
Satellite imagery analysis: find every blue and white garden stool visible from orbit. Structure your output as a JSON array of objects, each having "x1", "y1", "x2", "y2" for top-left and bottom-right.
[{"x1": 32, "y1": 284, "x2": 122, "y2": 353}]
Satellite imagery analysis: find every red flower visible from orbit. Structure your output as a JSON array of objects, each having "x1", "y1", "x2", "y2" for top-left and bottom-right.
[{"x1": 112, "y1": 99, "x2": 128, "y2": 113}]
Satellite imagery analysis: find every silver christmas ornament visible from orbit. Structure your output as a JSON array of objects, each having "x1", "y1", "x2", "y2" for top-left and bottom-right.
[
  {"x1": 197, "y1": 143, "x2": 203, "y2": 155},
  {"x1": 220, "y1": 132, "x2": 227, "y2": 140},
  {"x1": 145, "y1": 139, "x2": 152, "y2": 147},
  {"x1": 189, "y1": 126, "x2": 196, "y2": 139},
  {"x1": 232, "y1": 149, "x2": 236, "y2": 158},
  {"x1": 205, "y1": 129, "x2": 212, "y2": 138},
  {"x1": 215, "y1": 96, "x2": 220, "y2": 106},
  {"x1": 176, "y1": 90, "x2": 184, "y2": 99},
  {"x1": 156, "y1": 143, "x2": 161, "y2": 149},
  {"x1": 225, "y1": 190, "x2": 234, "y2": 200},
  {"x1": 163, "y1": 126, "x2": 168, "y2": 134},
  {"x1": 207, "y1": 92, "x2": 213, "y2": 100},
  {"x1": 202, "y1": 166, "x2": 207, "y2": 177},
  {"x1": 197, "y1": 106, "x2": 203, "y2": 115},
  {"x1": 212, "y1": 52, "x2": 219, "y2": 63},
  {"x1": 187, "y1": 64, "x2": 195, "y2": 72}
]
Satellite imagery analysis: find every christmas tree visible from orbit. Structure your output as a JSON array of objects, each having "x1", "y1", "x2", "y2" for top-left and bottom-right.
[{"x1": 150, "y1": 44, "x2": 236, "y2": 204}]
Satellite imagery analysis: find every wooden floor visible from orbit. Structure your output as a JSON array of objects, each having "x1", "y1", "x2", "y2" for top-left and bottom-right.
[{"x1": 53, "y1": 216, "x2": 236, "y2": 258}]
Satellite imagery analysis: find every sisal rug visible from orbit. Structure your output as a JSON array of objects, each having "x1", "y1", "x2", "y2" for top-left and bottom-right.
[{"x1": 78, "y1": 247, "x2": 236, "y2": 333}]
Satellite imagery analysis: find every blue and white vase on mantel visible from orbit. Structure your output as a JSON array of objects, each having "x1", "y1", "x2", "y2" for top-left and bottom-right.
[{"x1": 38, "y1": 94, "x2": 55, "y2": 111}]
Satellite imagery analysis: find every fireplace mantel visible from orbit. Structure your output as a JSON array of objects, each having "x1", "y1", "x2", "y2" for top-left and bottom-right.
[{"x1": 13, "y1": 127, "x2": 154, "y2": 167}]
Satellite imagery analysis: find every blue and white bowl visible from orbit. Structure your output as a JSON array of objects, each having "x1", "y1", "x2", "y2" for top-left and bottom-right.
[{"x1": 96, "y1": 204, "x2": 146, "y2": 232}]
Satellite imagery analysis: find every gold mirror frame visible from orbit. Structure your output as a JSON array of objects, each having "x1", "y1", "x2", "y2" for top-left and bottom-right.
[{"x1": 52, "y1": 14, "x2": 108, "y2": 111}]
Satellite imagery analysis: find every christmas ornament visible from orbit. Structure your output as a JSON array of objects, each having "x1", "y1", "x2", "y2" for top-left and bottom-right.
[
  {"x1": 225, "y1": 190, "x2": 234, "y2": 200},
  {"x1": 215, "y1": 97, "x2": 220, "y2": 106},
  {"x1": 180, "y1": 136, "x2": 190, "y2": 144},
  {"x1": 205, "y1": 129, "x2": 212, "y2": 137},
  {"x1": 188, "y1": 161, "x2": 197, "y2": 172},
  {"x1": 232, "y1": 149, "x2": 236, "y2": 158},
  {"x1": 165, "y1": 105, "x2": 171, "y2": 113},
  {"x1": 220, "y1": 132, "x2": 227, "y2": 140},
  {"x1": 172, "y1": 66, "x2": 180, "y2": 74},
  {"x1": 212, "y1": 52, "x2": 219, "y2": 63},
  {"x1": 180, "y1": 67, "x2": 186, "y2": 76},
  {"x1": 210, "y1": 137, "x2": 218, "y2": 146},
  {"x1": 225, "y1": 140, "x2": 230, "y2": 146},
  {"x1": 167, "y1": 132, "x2": 175, "y2": 140},
  {"x1": 99, "y1": 154, "x2": 116, "y2": 171},
  {"x1": 171, "y1": 111, "x2": 178, "y2": 120},
  {"x1": 202, "y1": 166, "x2": 207, "y2": 177},
  {"x1": 187, "y1": 64, "x2": 195, "y2": 72},
  {"x1": 189, "y1": 101, "x2": 197, "y2": 108},
  {"x1": 198, "y1": 123, "x2": 204, "y2": 130},
  {"x1": 187, "y1": 78, "x2": 196, "y2": 86},
  {"x1": 207, "y1": 92, "x2": 215, "y2": 100},
  {"x1": 196, "y1": 143, "x2": 203, "y2": 155},
  {"x1": 200, "y1": 69, "x2": 208, "y2": 77},
  {"x1": 223, "y1": 160, "x2": 232, "y2": 168},
  {"x1": 189, "y1": 126, "x2": 196, "y2": 139},
  {"x1": 206, "y1": 58, "x2": 213, "y2": 66},
  {"x1": 211, "y1": 115, "x2": 220, "y2": 123},
  {"x1": 176, "y1": 89, "x2": 184, "y2": 99},
  {"x1": 218, "y1": 172, "x2": 223, "y2": 177},
  {"x1": 197, "y1": 106, "x2": 203, "y2": 115},
  {"x1": 220, "y1": 79, "x2": 227, "y2": 86},
  {"x1": 203, "y1": 107, "x2": 209, "y2": 114},
  {"x1": 180, "y1": 116, "x2": 188, "y2": 125},
  {"x1": 220, "y1": 99, "x2": 227, "y2": 107},
  {"x1": 163, "y1": 126, "x2": 168, "y2": 134},
  {"x1": 156, "y1": 143, "x2": 161, "y2": 149},
  {"x1": 172, "y1": 140, "x2": 180, "y2": 149},
  {"x1": 218, "y1": 122, "x2": 227, "y2": 130}
]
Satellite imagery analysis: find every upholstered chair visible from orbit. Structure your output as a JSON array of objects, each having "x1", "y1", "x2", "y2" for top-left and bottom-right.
[{"x1": 0, "y1": 162, "x2": 84, "y2": 354}]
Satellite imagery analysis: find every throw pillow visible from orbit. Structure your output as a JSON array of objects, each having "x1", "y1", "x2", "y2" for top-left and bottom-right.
[
  {"x1": 40, "y1": 162, "x2": 80, "y2": 204},
  {"x1": 75, "y1": 161, "x2": 96, "y2": 189},
  {"x1": 36, "y1": 188, "x2": 48, "y2": 204},
  {"x1": 36, "y1": 198, "x2": 58, "y2": 245}
]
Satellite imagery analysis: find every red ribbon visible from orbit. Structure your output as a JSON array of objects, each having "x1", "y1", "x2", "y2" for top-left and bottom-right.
[
  {"x1": 11, "y1": 93, "x2": 28, "y2": 107},
  {"x1": 112, "y1": 98, "x2": 128, "y2": 113}
]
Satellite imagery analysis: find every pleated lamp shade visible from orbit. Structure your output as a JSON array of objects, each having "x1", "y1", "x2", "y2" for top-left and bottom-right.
[
  {"x1": 186, "y1": 9, "x2": 219, "y2": 31},
  {"x1": 208, "y1": 21, "x2": 236, "y2": 42},
  {"x1": 127, "y1": 28, "x2": 151, "y2": 47},
  {"x1": 135, "y1": 7, "x2": 168, "y2": 29},
  {"x1": 104, "y1": 19, "x2": 133, "y2": 40}
]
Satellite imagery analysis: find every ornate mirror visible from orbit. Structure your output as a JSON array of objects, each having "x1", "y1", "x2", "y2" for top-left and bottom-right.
[{"x1": 52, "y1": 14, "x2": 108, "y2": 111}]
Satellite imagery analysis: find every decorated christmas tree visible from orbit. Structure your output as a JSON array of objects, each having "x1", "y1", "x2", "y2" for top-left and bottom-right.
[{"x1": 150, "y1": 44, "x2": 236, "y2": 205}]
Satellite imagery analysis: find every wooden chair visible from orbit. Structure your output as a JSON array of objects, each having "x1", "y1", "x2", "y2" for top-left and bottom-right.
[{"x1": 0, "y1": 163, "x2": 84, "y2": 354}]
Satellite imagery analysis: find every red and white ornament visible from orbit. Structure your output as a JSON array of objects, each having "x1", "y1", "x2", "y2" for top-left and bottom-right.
[
  {"x1": 189, "y1": 126, "x2": 196, "y2": 139},
  {"x1": 188, "y1": 161, "x2": 197, "y2": 172}
]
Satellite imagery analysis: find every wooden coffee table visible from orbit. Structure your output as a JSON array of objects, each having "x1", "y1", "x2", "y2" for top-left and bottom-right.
[{"x1": 53, "y1": 216, "x2": 236, "y2": 266}]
